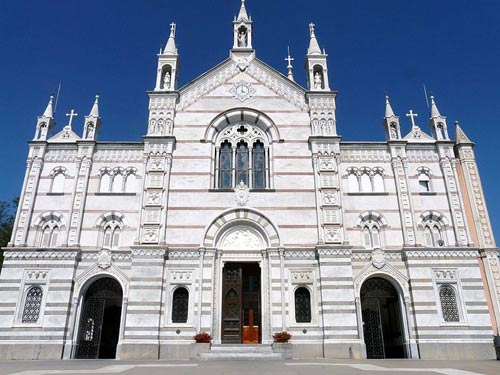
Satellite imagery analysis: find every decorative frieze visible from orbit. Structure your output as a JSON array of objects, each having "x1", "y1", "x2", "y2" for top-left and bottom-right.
[
  {"x1": 404, "y1": 249, "x2": 477, "y2": 259},
  {"x1": 94, "y1": 149, "x2": 143, "y2": 162},
  {"x1": 290, "y1": 270, "x2": 313, "y2": 284},
  {"x1": 4, "y1": 249, "x2": 81, "y2": 260},
  {"x1": 170, "y1": 271, "x2": 194, "y2": 283}
]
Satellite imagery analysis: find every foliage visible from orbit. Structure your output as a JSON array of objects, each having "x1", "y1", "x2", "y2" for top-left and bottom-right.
[
  {"x1": 0, "y1": 198, "x2": 17, "y2": 270},
  {"x1": 193, "y1": 332, "x2": 212, "y2": 343},
  {"x1": 272, "y1": 331, "x2": 292, "y2": 343}
]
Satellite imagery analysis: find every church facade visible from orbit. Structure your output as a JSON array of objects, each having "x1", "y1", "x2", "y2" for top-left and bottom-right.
[{"x1": 1, "y1": 1, "x2": 500, "y2": 361}]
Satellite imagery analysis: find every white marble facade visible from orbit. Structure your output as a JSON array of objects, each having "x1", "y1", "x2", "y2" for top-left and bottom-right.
[{"x1": 1, "y1": 1, "x2": 500, "y2": 361}]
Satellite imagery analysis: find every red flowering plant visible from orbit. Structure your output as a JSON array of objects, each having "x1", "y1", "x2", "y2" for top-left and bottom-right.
[
  {"x1": 193, "y1": 332, "x2": 212, "y2": 343},
  {"x1": 272, "y1": 331, "x2": 292, "y2": 343}
]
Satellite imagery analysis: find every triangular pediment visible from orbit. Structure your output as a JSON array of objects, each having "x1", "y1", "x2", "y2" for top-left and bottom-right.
[
  {"x1": 403, "y1": 126, "x2": 435, "y2": 143},
  {"x1": 178, "y1": 56, "x2": 307, "y2": 111},
  {"x1": 48, "y1": 126, "x2": 81, "y2": 143}
]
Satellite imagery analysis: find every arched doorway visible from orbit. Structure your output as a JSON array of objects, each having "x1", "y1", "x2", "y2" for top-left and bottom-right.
[
  {"x1": 75, "y1": 277, "x2": 123, "y2": 359},
  {"x1": 360, "y1": 277, "x2": 406, "y2": 359}
]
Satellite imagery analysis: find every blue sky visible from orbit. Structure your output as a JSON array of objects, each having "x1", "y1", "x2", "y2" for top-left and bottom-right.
[{"x1": 0, "y1": 0, "x2": 499, "y2": 242}]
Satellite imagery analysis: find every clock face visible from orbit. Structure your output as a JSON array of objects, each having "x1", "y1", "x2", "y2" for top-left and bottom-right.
[{"x1": 236, "y1": 85, "x2": 249, "y2": 96}]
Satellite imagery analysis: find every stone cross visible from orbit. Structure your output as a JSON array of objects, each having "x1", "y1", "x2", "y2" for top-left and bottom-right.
[
  {"x1": 406, "y1": 110, "x2": 418, "y2": 128},
  {"x1": 66, "y1": 109, "x2": 78, "y2": 128},
  {"x1": 285, "y1": 47, "x2": 294, "y2": 67},
  {"x1": 309, "y1": 22, "x2": 316, "y2": 35},
  {"x1": 170, "y1": 22, "x2": 176, "y2": 36}
]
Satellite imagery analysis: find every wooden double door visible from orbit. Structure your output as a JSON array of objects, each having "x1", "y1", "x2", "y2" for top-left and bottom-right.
[{"x1": 222, "y1": 263, "x2": 261, "y2": 344}]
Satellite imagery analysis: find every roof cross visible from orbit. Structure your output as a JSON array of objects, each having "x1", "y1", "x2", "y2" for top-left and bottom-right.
[
  {"x1": 65, "y1": 109, "x2": 78, "y2": 127},
  {"x1": 406, "y1": 109, "x2": 418, "y2": 128},
  {"x1": 309, "y1": 22, "x2": 316, "y2": 36},
  {"x1": 170, "y1": 22, "x2": 176, "y2": 37},
  {"x1": 285, "y1": 46, "x2": 294, "y2": 67}
]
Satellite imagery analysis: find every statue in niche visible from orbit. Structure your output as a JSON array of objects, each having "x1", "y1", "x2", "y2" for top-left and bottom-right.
[
  {"x1": 390, "y1": 125, "x2": 398, "y2": 139},
  {"x1": 314, "y1": 72, "x2": 323, "y2": 89},
  {"x1": 39, "y1": 124, "x2": 47, "y2": 139},
  {"x1": 238, "y1": 30, "x2": 247, "y2": 47},
  {"x1": 86, "y1": 124, "x2": 94, "y2": 139},
  {"x1": 166, "y1": 118, "x2": 173, "y2": 134},
  {"x1": 436, "y1": 124, "x2": 444, "y2": 140},
  {"x1": 157, "y1": 119, "x2": 165, "y2": 134},
  {"x1": 163, "y1": 71, "x2": 171, "y2": 90}
]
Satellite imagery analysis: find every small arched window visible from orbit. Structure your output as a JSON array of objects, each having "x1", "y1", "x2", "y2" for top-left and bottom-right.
[
  {"x1": 112, "y1": 173, "x2": 124, "y2": 193},
  {"x1": 363, "y1": 225, "x2": 381, "y2": 249},
  {"x1": 253, "y1": 140, "x2": 266, "y2": 189},
  {"x1": 171, "y1": 287, "x2": 189, "y2": 323},
  {"x1": 360, "y1": 173, "x2": 372, "y2": 192},
  {"x1": 52, "y1": 173, "x2": 65, "y2": 193},
  {"x1": 423, "y1": 221, "x2": 444, "y2": 247},
  {"x1": 219, "y1": 141, "x2": 233, "y2": 189},
  {"x1": 417, "y1": 167, "x2": 432, "y2": 192},
  {"x1": 103, "y1": 225, "x2": 120, "y2": 249},
  {"x1": 348, "y1": 173, "x2": 359, "y2": 192},
  {"x1": 41, "y1": 223, "x2": 59, "y2": 247},
  {"x1": 22, "y1": 286, "x2": 43, "y2": 323},
  {"x1": 373, "y1": 172, "x2": 384, "y2": 193},
  {"x1": 295, "y1": 287, "x2": 312, "y2": 323},
  {"x1": 439, "y1": 284, "x2": 460, "y2": 322},
  {"x1": 100, "y1": 172, "x2": 111, "y2": 193},
  {"x1": 125, "y1": 172, "x2": 136, "y2": 193}
]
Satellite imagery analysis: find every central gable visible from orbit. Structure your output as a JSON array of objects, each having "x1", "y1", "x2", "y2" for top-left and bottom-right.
[{"x1": 178, "y1": 57, "x2": 307, "y2": 111}]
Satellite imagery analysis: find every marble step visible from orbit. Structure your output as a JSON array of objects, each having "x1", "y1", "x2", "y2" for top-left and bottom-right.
[
  {"x1": 210, "y1": 345, "x2": 274, "y2": 353},
  {"x1": 198, "y1": 345, "x2": 282, "y2": 361}
]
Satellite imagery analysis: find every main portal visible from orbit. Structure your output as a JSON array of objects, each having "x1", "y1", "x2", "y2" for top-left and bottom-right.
[{"x1": 222, "y1": 263, "x2": 261, "y2": 344}]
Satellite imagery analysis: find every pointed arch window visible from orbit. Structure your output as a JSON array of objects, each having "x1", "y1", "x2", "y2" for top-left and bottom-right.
[
  {"x1": 22, "y1": 286, "x2": 43, "y2": 323},
  {"x1": 101, "y1": 220, "x2": 121, "y2": 249},
  {"x1": 362, "y1": 223, "x2": 381, "y2": 249},
  {"x1": 295, "y1": 287, "x2": 312, "y2": 323},
  {"x1": 52, "y1": 173, "x2": 65, "y2": 193},
  {"x1": 100, "y1": 171, "x2": 111, "y2": 193},
  {"x1": 236, "y1": 141, "x2": 249, "y2": 186},
  {"x1": 40, "y1": 223, "x2": 60, "y2": 248},
  {"x1": 423, "y1": 220, "x2": 444, "y2": 247},
  {"x1": 373, "y1": 171, "x2": 385, "y2": 193},
  {"x1": 252, "y1": 140, "x2": 266, "y2": 189},
  {"x1": 125, "y1": 172, "x2": 136, "y2": 193},
  {"x1": 360, "y1": 173, "x2": 372, "y2": 192},
  {"x1": 171, "y1": 287, "x2": 189, "y2": 323},
  {"x1": 214, "y1": 123, "x2": 270, "y2": 190},
  {"x1": 439, "y1": 285, "x2": 460, "y2": 322}
]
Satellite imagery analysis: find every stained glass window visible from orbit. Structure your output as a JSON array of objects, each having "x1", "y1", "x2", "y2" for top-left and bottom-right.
[
  {"x1": 253, "y1": 141, "x2": 265, "y2": 189},
  {"x1": 440, "y1": 285, "x2": 460, "y2": 322},
  {"x1": 236, "y1": 141, "x2": 249, "y2": 185},
  {"x1": 219, "y1": 141, "x2": 233, "y2": 189},
  {"x1": 172, "y1": 287, "x2": 189, "y2": 323},
  {"x1": 22, "y1": 286, "x2": 43, "y2": 323},
  {"x1": 295, "y1": 287, "x2": 312, "y2": 323}
]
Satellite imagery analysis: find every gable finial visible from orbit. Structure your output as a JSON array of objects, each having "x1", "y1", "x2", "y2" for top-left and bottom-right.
[{"x1": 285, "y1": 46, "x2": 295, "y2": 81}]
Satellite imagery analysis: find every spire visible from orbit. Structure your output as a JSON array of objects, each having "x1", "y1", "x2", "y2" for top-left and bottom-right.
[
  {"x1": 383, "y1": 95, "x2": 401, "y2": 141},
  {"x1": 237, "y1": 0, "x2": 249, "y2": 21},
  {"x1": 163, "y1": 22, "x2": 177, "y2": 55},
  {"x1": 89, "y1": 95, "x2": 99, "y2": 117},
  {"x1": 43, "y1": 96, "x2": 54, "y2": 118},
  {"x1": 83, "y1": 95, "x2": 102, "y2": 141},
  {"x1": 308, "y1": 23, "x2": 322, "y2": 55},
  {"x1": 430, "y1": 96, "x2": 441, "y2": 118},
  {"x1": 285, "y1": 46, "x2": 294, "y2": 81},
  {"x1": 455, "y1": 121, "x2": 473, "y2": 145},
  {"x1": 385, "y1": 95, "x2": 395, "y2": 118}
]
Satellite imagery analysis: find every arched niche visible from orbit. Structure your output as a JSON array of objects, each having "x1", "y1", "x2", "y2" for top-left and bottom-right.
[{"x1": 203, "y1": 208, "x2": 280, "y2": 249}]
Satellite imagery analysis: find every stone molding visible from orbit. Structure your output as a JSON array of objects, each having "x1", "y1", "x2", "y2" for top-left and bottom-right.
[
  {"x1": 404, "y1": 248, "x2": 478, "y2": 259},
  {"x1": 283, "y1": 250, "x2": 316, "y2": 259},
  {"x1": 74, "y1": 261, "x2": 130, "y2": 298},
  {"x1": 353, "y1": 260, "x2": 410, "y2": 298},
  {"x1": 4, "y1": 248, "x2": 81, "y2": 261},
  {"x1": 168, "y1": 250, "x2": 200, "y2": 259},
  {"x1": 131, "y1": 248, "x2": 167, "y2": 259},
  {"x1": 316, "y1": 248, "x2": 351, "y2": 257}
]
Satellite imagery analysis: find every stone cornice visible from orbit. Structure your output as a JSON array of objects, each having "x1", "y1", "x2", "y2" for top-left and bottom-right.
[
  {"x1": 3, "y1": 248, "x2": 81, "y2": 260},
  {"x1": 403, "y1": 248, "x2": 478, "y2": 259}
]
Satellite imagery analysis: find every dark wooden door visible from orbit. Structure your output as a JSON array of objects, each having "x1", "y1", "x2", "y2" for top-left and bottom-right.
[{"x1": 222, "y1": 264, "x2": 242, "y2": 343}]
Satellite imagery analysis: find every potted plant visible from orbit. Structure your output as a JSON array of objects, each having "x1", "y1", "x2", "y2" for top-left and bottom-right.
[
  {"x1": 191, "y1": 332, "x2": 212, "y2": 358},
  {"x1": 272, "y1": 331, "x2": 292, "y2": 359}
]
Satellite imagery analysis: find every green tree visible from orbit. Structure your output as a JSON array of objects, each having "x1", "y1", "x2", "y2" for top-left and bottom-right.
[{"x1": 0, "y1": 198, "x2": 17, "y2": 270}]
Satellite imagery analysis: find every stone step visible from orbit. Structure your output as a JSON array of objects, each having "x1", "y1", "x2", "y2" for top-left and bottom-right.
[
  {"x1": 197, "y1": 344, "x2": 282, "y2": 361},
  {"x1": 210, "y1": 345, "x2": 273, "y2": 353},
  {"x1": 198, "y1": 352, "x2": 282, "y2": 361}
]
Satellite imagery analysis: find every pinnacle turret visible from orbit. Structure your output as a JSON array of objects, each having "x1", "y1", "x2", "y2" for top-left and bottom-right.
[
  {"x1": 164, "y1": 22, "x2": 177, "y2": 55},
  {"x1": 385, "y1": 95, "x2": 395, "y2": 118},
  {"x1": 89, "y1": 95, "x2": 99, "y2": 117},
  {"x1": 83, "y1": 95, "x2": 101, "y2": 141},
  {"x1": 307, "y1": 23, "x2": 322, "y2": 55},
  {"x1": 42, "y1": 96, "x2": 54, "y2": 118},
  {"x1": 34, "y1": 96, "x2": 55, "y2": 141},
  {"x1": 237, "y1": 0, "x2": 249, "y2": 21},
  {"x1": 428, "y1": 95, "x2": 449, "y2": 140},
  {"x1": 430, "y1": 96, "x2": 441, "y2": 118},
  {"x1": 455, "y1": 121, "x2": 473, "y2": 145}
]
